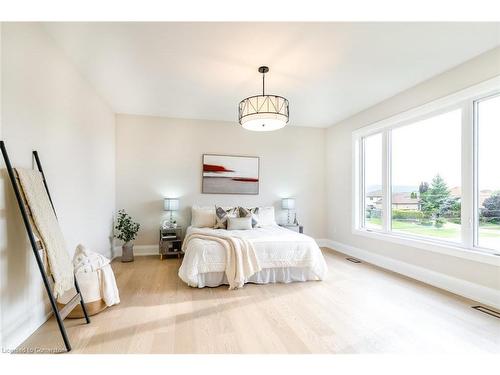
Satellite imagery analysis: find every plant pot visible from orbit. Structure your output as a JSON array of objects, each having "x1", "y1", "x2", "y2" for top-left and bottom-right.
[{"x1": 121, "y1": 242, "x2": 134, "y2": 262}]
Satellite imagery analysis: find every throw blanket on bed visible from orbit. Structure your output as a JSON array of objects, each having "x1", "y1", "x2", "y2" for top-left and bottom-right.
[
  {"x1": 16, "y1": 168, "x2": 74, "y2": 297},
  {"x1": 182, "y1": 231, "x2": 261, "y2": 289}
]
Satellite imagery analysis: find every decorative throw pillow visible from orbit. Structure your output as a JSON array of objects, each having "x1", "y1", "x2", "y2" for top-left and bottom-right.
[
  {"x1": 214, "y1": 206, "x2": 238, "y2": 229},
  {"x1": 191, "y1": 206, "x2": 216, "y2": 228},
  {"x1": 227, "y1": 216, "x2": 253, "y2": 231},
  {"x1": 238, "y1": 206, "x2": 260, "y2": 228},
  {"x1": 257, "y1": 206, "x2": 277, "y2": 226}
]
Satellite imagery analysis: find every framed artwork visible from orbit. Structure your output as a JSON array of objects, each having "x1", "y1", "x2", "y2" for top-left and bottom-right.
[{"x1": 202, "y1": 154, "x2": 259, "y2": 195}]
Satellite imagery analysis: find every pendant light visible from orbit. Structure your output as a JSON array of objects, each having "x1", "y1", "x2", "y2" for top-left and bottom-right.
[{"x1": 238, "y1": 66, "x2": 289, "y2": 131}]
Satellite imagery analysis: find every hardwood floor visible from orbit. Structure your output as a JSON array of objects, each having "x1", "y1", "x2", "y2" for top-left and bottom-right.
[{"x1": 17, "y1": 248, "x2": 500, "y2": 354}]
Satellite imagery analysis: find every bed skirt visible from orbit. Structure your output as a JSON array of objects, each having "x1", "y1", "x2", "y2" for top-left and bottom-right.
[{"x1": 189, "y1": 267, "x2": 321, "y2": 288}]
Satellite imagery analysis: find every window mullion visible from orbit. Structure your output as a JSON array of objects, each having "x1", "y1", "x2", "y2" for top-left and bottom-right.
[
  {"x1": 359, "y1": 138, "x2": 365, "y2": 228},
  {"x1": 382, "y1": 130, "x2": 391, "y2": 233},
  {"x1": 462, "y1": 101, "x2": 474, "y2": 248}
]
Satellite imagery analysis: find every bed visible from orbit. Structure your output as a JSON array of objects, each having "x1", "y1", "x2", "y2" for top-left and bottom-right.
[{"x1": 178, "y1": 224, "x2": 328, "y2": 288}]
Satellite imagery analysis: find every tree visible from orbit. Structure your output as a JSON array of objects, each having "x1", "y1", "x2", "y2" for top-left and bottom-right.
[
  {"x1": 482, "y1": 191, "x2": 500, "y2": 223},
  {"x1": 419, "y1": 182, "x2": 429, "y2": 195},
  {"x1": 419, "y1": 174, "x2": 456, "y2": 227}
]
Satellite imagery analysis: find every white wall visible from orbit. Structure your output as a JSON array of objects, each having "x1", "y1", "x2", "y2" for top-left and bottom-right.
[
  {"x1": 326, "y1": 47, "x2": 500, "y2": 303},
  {"x1": 115, "y1": 114, "x2": 326, "y2": 246},
  {"x1": 0, "y1": 23, "x2": 116, "y2": 349}
]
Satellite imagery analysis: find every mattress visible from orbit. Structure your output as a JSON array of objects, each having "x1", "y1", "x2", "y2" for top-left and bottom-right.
[{"x1": 178, "y1": 225, "x2": 328, "y2": 288}]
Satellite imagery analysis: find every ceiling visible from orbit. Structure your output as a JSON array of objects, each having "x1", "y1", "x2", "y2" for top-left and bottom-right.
[{"x1": 42, "y1": 22, "x2": 500, "y2": 128}]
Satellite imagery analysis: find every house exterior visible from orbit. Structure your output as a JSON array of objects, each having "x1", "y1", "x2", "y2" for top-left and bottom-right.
[
  {"x1": 366, "y1": 190, "x2": 419, "y2": 210},
  {"x1": 392, "y1": 193, "x2": 420, "y2": 210}
]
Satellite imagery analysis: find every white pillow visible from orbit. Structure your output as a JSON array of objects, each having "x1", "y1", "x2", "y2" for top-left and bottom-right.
[
  {"x1": 191, "y1": 206, "x2": 216, "y2": 228},
  {"x1": 256, "y1": 206, "x2": 277, "y2": 226},
  {"x1": 227, "y1": 216, "x2": 253, "y2": 231}
]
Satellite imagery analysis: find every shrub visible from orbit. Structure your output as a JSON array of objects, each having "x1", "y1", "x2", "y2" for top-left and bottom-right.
[
  {"x1": 392, "y1": 209, "x2": 424, "y2": 221},
  {"x1": 447, "y1": 217, "x2": 461, "y2": 224},
  {"x1": 480, "y1": 216, "x2": 500, "y2": 225},
  {"x1": 366, "y1": 208, "x2": 382, "y2": 219},
  {"x1": 435, "y1": 218, "x2": 445, "y2": 228}
]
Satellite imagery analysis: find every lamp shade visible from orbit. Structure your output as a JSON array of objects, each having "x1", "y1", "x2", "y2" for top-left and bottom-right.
[
  {"x1": 238, "y1": 66, "x2": 289, "y2": 132},
  {"x1": 281, "y1": 198, "x2": 295, "y2": 210},
  {"x1": 164, "y1": 198, "x2": 179, "y2": 211},
  {"x1": 239, "y1": 95, "x2": 289, "y2": 132}
]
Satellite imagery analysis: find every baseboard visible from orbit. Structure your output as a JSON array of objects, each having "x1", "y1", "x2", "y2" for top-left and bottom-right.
[
  {"x1": 112, "y1": 245, "x2": 159, "y2": 260},
  {"x1": 322, "y1": 239, "x2": 500, "y2": 310},
  {"x1": 3, "y1": 300, "x2": 52, "y2": 352},
  {"x1": 315, "y1": 238, "x2": 331, "y2": 248}
]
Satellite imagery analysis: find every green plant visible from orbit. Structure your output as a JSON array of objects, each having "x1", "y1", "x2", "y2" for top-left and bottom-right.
[
  {"x1": 447, "y1": 217, "x2": 461, "y2": 224},
  {"x1": 420, "y1": 219, "x2": 433, "y2": 226},
  {"x1": 434, "y1": 217, "x2": 445, "y2": 228},
  {"x1": 392, "y1": 209, "x2": 424, "y2": 221},
  {"x1": 114, "y1": 209, "x2": 140, "y2": 243},
  {"x1": 482, "y1": 191, "x2": 500, "y2": 222}
]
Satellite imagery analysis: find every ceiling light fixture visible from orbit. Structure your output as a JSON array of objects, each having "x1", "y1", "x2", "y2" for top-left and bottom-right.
[{"x1": 238, "y1": 66, "x2": 289, "y2": 131}]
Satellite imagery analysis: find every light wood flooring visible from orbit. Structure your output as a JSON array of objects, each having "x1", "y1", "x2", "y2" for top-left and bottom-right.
[{"x1": 17, "y1": 248, "x2": 500, "y2": 353}]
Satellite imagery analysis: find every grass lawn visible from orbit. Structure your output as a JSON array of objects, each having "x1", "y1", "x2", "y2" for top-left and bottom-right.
[
  {"x1": 392, "y1": 220, "x2": 460, "y2": 240},
  {"x1": 366, "y1": 217, "x2": 500, "y2": 248},
  {"x1": 479, "y1": 222, "x2": 500, "y2": 237}
]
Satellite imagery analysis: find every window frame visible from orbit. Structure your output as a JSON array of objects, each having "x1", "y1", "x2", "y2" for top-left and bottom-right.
[
  {"x1": 473, "y1": 91, "x2": 500, "y2": 252},
  {"x1": 360, "y1": 132, "x2": 384, "y2": 231},
  {"x1": 352, "y1": 76, "x2": 500, "y2": 266}
]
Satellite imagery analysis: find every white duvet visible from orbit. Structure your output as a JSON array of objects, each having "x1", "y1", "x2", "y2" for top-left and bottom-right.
[{"x1": 178, "y1": 225, "x2": 328, "y2": 287}]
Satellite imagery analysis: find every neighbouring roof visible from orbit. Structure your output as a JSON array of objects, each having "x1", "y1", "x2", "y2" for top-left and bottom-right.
[{"x1": 392, "y1": 193, "x2": 419, "y2": 205}]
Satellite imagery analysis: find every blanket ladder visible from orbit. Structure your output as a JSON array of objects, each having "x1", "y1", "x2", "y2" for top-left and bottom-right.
[{"x1": 0, "y1": 140, "x2": 90, "y2": 352}]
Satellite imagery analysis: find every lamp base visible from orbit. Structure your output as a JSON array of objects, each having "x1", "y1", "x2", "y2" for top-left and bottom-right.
[{"x1": 162, "y1": 220, "x2": 177, "y2": 229}]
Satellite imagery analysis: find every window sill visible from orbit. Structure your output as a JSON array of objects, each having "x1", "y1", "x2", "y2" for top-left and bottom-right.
[{"x1": 352, "y1": 228, "x2": 500, "y2": 266}]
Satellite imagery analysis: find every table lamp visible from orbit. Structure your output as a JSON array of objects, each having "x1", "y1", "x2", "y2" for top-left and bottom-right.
[
  {"x1": 281, "y1": 198, "x2": 295, "y2": 224},
  {"x1": 163, "y1": 198, "x2": 179, "y2": 228}
]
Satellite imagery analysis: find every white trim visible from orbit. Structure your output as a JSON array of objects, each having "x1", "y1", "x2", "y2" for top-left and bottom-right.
[
  {"x1": 462, "y1": 100, "x2": 474, "y2": 249},
  {"x1": 352, "y1": 135, "x2": 361, "y2": 230},
  {"x1": 2, "y1": 300, "x2": 52, "y2": 351},
  {"x1": 352, "y1": 75, "x2": 500, "y2": 138},
  {"x1": 472, "y1": 92, "x2": 500, "y2": 253},
  {"x1": 473, "y1": 97, "x2": 480, "y2": 249},
  {"x1": 315, "y1": 238, "x2": 331, "y2": 248},
  {"x1": 382, "y1": 130, "x2": 391, "y2": 231},
  {"x1": 353, "y1": 228, "x2": 500, "y2": 266},
  {"x1": 112, "y1": 245, "x2": 159, "y2": 260},
  {"x1": 322, "y1": 239, "x2": 500, "y2": 310}
]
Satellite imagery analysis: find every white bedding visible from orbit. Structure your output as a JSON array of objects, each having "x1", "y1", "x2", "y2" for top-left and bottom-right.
[{"x1": 178, "y1": 225, "x2": 328, "y2": 288}]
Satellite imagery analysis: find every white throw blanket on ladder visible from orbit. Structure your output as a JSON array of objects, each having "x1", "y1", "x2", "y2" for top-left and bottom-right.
[
  {"x1": 182, "y1": 231, "x2": 261, "y2": 289},
  {"x1": 16, "y1": 168, "x2": 74, "y2": 297}
]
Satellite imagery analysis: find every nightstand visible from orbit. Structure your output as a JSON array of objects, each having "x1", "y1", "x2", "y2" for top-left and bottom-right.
[
  {"x1": 159, "y1": 226, "x2": 183, "y2": 259},
  {"x1": 279, "y1": 224, "x2": 304, "y2": 233}
]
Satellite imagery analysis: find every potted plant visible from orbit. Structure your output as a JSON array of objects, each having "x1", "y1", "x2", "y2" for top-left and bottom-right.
[{"x1": 114, "y1": 209, "x2": 140, "y2": 262}]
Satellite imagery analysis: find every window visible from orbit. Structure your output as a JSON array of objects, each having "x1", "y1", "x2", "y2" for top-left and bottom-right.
[
  {"x1": 353, "y1": 76, "x2": 500, "y2": 258},
  {"x1": 363, "y1": 133, "x2": 383, "y2": 230},
  {"x1": 391, "y1": 109, "x2": 462, "y2": 242},
  {"x1": 476, "y1": 94, "x2": 500, "y2": 251}
]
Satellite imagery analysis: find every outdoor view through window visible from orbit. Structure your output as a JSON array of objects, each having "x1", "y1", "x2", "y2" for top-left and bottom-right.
[
  {"x1": 362, "y1": 94, "x2": 500, "y2": 252},
  {"x1": 391, "y1": 109, "x2": 462, "y2": 242},
  {"x1": 477, "y1": 94, "x2": 500, "y2": 251}
]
